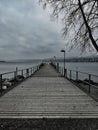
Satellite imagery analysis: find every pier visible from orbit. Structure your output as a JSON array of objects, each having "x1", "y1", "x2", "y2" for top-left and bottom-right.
[{"x1": 0, "y1": 63, "x2": 98, "y2": 118}]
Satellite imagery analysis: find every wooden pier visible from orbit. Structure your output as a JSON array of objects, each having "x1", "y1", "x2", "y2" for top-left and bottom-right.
[{"x1": 0, "y1": 63, "x2": 98, "y2": 118}]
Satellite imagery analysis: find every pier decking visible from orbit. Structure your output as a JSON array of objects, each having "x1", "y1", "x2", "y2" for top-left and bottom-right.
[{"x1": 0, "y1": 64, "x2": 98, "y2": 118}]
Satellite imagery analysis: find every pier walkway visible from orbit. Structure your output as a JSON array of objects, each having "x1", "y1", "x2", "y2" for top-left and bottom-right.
[{"x1": 0, "y1": 64, "x2": 98, "y2": 118}]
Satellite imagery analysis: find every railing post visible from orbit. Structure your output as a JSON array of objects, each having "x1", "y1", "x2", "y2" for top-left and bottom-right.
[
  {"x1": 14, "y1": 71, "x2": 17, "y2": 81},
  {"x1": 70, "y1": 70, "x2": 72, "y2": 80},
  {"x1": 89, "y1": 74, "x2": 91, "y2": 93},
  {"x1": 0, "y1": 74, "x2": 2, "y2": 93},
  {"x1": 28, "y1": 69, "x2": 29, "y2": 77},
  {"x1": 62, "y1": 68, "x2": 63, "y2": 76},
  {"x1": 31, "y1": 68, "x2": 32, "y2": 75},
  {"x1": 57, "y1": 63, "x2": 59, "y2": 72},
  {"x1": 59, "y1": 67, "x2": 61, "y2": 73},
  {"x1": 21, "y1": 70, "x2": 23, "y2": 80},
  {"x1": 64, "y1": 68, "x2": 66, "y2": 77},
  {"x1": 64, "y1": 69, "x2": 67, "y2": 78},
  {"x1": 37, "y1": 66, "x2": 39, "y2": 71},
  {"x1": 64, "y1": 69, "x2": 65, "y2": 77},
  {"x1": 33, "y1": 67, "x2": 35, "y2": 73},
  {"x1": 14, "y1": 67, "x2": 18, "y2": 81},
  {"x1": 59, "y1": 67, "x2": 60, "y2": 73},
  {"x1": 16, "y1": 67, "x2": 18, "y2": 77},
  {"x1": 26, "y1": 69, "x2": 29, "y2": 78},
  {"x1": 21, "y1": 70, "x2": 23, "y2": 77},
  {"x1": 34, "y1": 66, "x2": 36, "y2": 72},
  {"x1": 76, "y1": 71, "x2": 78, "y2": 81},
  {"x1": 60, "y1": 67, "x2": 62, "y2": 74}
]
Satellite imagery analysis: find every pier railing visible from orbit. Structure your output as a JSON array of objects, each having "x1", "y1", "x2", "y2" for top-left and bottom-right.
[
  {"x1": 60, "y1": 67, "x2": 98, "y2": 100},
  {"x1": 51, "y1": 62, "x2": 98, "y2": 101},
  {"x1": 0, "y1": 63, "x2": 44, "y2": 95}
]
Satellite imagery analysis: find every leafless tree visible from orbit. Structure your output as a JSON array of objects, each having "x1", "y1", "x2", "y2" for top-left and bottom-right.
[{"x1": 39, "y1": 0, "x2": 98, "y2": 52}]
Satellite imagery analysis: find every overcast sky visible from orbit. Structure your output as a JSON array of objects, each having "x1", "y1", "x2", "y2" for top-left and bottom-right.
[{"x1": 0, "y1": 0, "x2": 97, "y2": 60}]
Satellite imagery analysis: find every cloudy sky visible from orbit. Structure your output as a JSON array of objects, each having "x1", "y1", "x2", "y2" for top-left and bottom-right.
[{"x1": 0, "y1": 0, "x2": 97, "y2": 60}]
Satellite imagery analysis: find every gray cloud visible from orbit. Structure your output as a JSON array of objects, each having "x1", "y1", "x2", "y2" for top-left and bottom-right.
[{"x1": 0, "y1": 0, "x2": 67, "y2": 60}]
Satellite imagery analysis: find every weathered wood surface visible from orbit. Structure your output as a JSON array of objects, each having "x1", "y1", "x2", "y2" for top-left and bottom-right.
[{"x1": 0, "y1": 64, "x2": 98, "y2": 118}]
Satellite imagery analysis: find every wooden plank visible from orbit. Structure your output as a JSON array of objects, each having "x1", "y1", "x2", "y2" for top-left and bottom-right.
[{"x1": 0, "y1": 64, "x2": 98, "y2": 118}]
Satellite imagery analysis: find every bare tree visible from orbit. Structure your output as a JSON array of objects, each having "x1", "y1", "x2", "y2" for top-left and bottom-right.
[{"x1": 39, "y1": 0, "x2": 98, "y2": 52}]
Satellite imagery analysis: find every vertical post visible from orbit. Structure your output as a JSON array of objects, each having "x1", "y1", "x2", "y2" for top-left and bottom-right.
[
  {"x1": 76, "y1": 71, "x2": 78, "y2": 81},
  {"x1": 26, "y1": 69, "x2": 29, "y2": 78},
  {"x1": 62, "y1": 68, "x2": 63, "y2": 76},
  {"x1": 0, "y1": 74, "x2": 2, "y2": 93},
  {"x1": 37, "y1": 66, "x2": 39, "y2": 71},
  {"x1": 28, "y1": 69, "x2": 29, "y2": 77},
  {"x1": 21, "y1": 70, "x2": 23, "y2": 77},
  {"x1": 59, "y1": 67, "x2": 61, "y2": 73},
  {"x1": 64, "y1": 68, "x2": 66, "y2": 77},
  {"x1": 33, "y1": 67, "x2": 35, "y2": 73},
  {"x1": 59, "y1": 67, "x2": 60, "y2": 73},
  {"x1": 64, "y1": 51, "x2": 65, "y2": 71},
  {"x1": 31, "y1": 68, "x2": 32, "y2": 75},
  {"x1": 35, "y1": 66, "x2": 36, "y2": 72},
  {"x1": 89, "y1": 74, "x2": 91, "y2": 93},
  {"x1": 16, "y1": 67, "x2": 18, "y2": 77},
  {"x1": 60, "y1": 67, "x2": 62, "y2": 74},
  {"x1": 57, "y1": 63, "x2": 59, "y2": 72},
  {"x1": 64, "y1": 69, "x2": 67, "y2": 78},
  {"x1": 70, "y1": 70, "x2": 72, "y2": 80},
  {"x1": 14, "y1": 71, "x2": 16, "y2": 81},
  {"x1": 60, "y1": 49, "x2": 66, "y2": 75}
]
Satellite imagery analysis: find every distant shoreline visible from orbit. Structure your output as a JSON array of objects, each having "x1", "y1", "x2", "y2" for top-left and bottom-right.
[
  {"x1": 0, "y1": 61, "x2": 98, "y2": 63},
  {"x1": 0, "y1": 61, "x2": 6, "y2": 63}
]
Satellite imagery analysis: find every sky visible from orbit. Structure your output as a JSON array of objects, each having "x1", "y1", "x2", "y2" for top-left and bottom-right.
[{"x1": 0, "y1": 0, "x2": 97, "y2": 60}]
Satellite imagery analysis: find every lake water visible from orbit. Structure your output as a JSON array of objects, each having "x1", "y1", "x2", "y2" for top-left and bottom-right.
[
  {"x1": 59, "y1": 62, "x2": 98, "y2": 75},
  {"x1": 0, "y1": 62, "x2": 40, "y2": 74},
  {"x1": 59, "y1": 62, "x2": 98, "y2": 82}
]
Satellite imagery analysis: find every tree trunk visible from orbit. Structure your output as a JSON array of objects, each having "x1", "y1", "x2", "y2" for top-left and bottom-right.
[{"x1": 78, "y1": 0, "x2": 98, "y2": 52}]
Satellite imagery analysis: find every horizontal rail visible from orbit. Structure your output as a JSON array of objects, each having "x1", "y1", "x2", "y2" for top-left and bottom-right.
[
  {"x1": 67, "y1": 69, "x2": 98, "y2": 78},
  {"x1": 1, "y1": 66, "x2": 37, "y2": 75}
]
